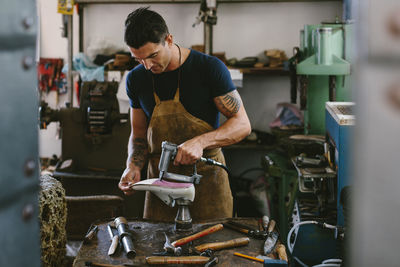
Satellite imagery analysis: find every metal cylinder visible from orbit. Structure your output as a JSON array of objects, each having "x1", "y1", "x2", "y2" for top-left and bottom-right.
[
  {"x1": 114, "y1": 217, "x2": 136, "y2": 258},
  {"x1": 300, "y1": 29, "x2": 305, "y2": 53},
  {"x1": 316, "y1": 27, "x2": 333, "y2": 65},
  {"x1": 175, "y1": 200, "x2": 192, "y2": 232}
]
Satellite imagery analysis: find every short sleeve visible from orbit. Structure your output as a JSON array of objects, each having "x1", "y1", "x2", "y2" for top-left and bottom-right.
[
  {"x1": 126, "y1": 70, "x2": 142, "y2": 109},
  {"x1": 206, "y1": 57, "x2": 236, "y2": 97}
]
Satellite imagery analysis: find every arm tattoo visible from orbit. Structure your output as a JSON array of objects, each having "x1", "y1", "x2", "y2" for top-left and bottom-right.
[
  {"x1": 129, "y1": 137, "x2": 148, "y2": 168},
  {"x1": 215, "y1": 91, "x2": 242, "y2": 117}
]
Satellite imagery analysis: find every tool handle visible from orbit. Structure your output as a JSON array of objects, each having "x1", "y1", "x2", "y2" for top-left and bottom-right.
[
  {"x1": 107, "y1": 235, "x2": 119, "y2": 256},
  {"x1": 223, "y1": 223, "x2": 250, "y2": 235},
  {"x1": 172, "y1": 224, "x2": 223, "y2": 247},
  {"x1": 262, "y1": 216, "x2": 270, "y2": 231},
  {"x1": 85, "y1": 261, "x2": 125, "y2": 267},
  {"x1": 268, "y1": 220, "x2": 276, "y2": 234},
  {"x1": 276, "y1": 244, "x2": 288, "y2": 262},
  {"x1": 195, "y1": 237, "x2": 250, "y2": 252},
  {"x1": 233, "y1": 252, "x2": 264, "y2": 263},
  {"x1": 146, "y1": 256, "x2": 210, "y2": 265}
]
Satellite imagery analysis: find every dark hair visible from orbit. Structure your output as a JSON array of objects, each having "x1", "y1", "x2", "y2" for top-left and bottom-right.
[{"x1": 124, "y1": 7, "x2": 169, "y2": 49}]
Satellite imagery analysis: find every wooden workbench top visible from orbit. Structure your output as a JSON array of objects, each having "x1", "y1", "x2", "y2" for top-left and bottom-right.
[{"x1": 73, "y1": 217, "x2": 278, "y2": 267}]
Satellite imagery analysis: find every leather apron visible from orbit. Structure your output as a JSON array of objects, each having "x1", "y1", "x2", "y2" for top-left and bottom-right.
[{"x1": 143, "y1": 46, "x2": 233, "y2": 222}]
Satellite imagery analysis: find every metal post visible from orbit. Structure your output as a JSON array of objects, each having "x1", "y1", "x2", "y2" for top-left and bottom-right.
[
  {"x1": 204, "y1": 22, "x2": 213, "y2": 55},
  {"x1": 67, "y1": 14, "x2": 74, "y2": 106}
]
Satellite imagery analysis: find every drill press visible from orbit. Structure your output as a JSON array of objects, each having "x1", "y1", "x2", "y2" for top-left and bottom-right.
[{"x1": 131, "y1": 141, "x2": 225, "y2": 231}]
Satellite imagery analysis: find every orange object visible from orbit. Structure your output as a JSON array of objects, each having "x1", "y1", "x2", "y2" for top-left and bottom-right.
[
  {"x1": 234, "y1": 252, "x2": 264, "y2": 263},
  {"x1": 171, "y1": 224, "x2": 223, "y2": 247}
]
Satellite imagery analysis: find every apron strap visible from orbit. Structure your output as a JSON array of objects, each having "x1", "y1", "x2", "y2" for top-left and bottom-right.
[{"x1": 152, "y1": 44, "x2": 182, "y2": 104}]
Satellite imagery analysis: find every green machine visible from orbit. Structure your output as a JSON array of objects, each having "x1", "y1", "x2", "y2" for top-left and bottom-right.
[
  {"x1": 297, "y1": 22, "x2": 353, "y2": 134},
  {"x1": 263, "y1": 21, "x2": 354, "y2": 247}
]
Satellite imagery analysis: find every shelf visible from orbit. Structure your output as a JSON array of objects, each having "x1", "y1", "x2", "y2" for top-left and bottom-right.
[
  {"x1": 230, "y1": 66, "x2": 290, "y2": 76},
  {"x1": 75, "y1": 0, "x2": 340, "y2": 4},
  {"x1": 223, "y1": 142, "x2": 275, "y2": 150}
]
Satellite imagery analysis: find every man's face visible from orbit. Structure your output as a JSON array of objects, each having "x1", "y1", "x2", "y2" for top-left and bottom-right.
[{"x1": 129, "y1": 36, "x2": 173, "y2": 74}]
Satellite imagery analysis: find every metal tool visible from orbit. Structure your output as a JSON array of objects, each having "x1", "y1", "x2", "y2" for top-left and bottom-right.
[
  {"x1": 83, "y1": 225, "x2": 98, "y2": 243},
  {"x1": 113, "y1": 217, "x2": 136, "y2": 258},
  {"x1": 107, "y1": 224, "x2": 119, "y2": 256},
  {"x1": 223, "y1": 220, "x2": 268, "y2": 239},
  {"x1": 155, "y1": 224, "x2": 223, "y2": 256},
  {"x1": 158, "y1": 141, "x2": 203, "y2": 184},
  {"x1": 153, "y1": 233, "x2": 182, "y2": 256},
  {"x1": 264, "y1": 219, "x2": 279, "y2": 255},
  {"x1": 132, "y1": 141, "x2": 227, "y2": 231}
]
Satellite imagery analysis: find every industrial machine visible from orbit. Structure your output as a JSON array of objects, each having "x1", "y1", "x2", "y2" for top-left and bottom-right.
[
  {"x1": 288, "y1": 102, "x2": 354, "y2": 266},
  {"x1": 295, "y1": 21, "x2": 353, "y2": 134},
  {"x1": 131, "y1": 141, "x2": 227, "y2": 232},
  {"x1": 39, "y1": 81, "x2": 142, "y2": 237}
]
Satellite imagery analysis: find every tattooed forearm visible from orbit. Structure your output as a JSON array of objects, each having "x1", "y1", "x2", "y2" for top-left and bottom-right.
[
  {"x1": 215, "y1": 91, "x2": 242, "y2": 117},
  {"x1": 128, "y1": 137, "x2": 148, "y2": 169}
]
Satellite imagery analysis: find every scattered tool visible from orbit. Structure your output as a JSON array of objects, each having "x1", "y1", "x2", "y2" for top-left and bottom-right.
[
  {"x1": 84, "y1": 262, "x2": 134, "y2": 267},
  {"x1": 153, "y1": 233, "x2": 183, "y2": 256},
  {"x1": 107, "y1": 224, "x2": 119, "y2": 256},
  {"x1": 264, "y1": 220, "x2": 279, "y2": 255},
  {"x1": 224, "y1": 220, "x2": 268, "y2": 239},
  {"x1": 111, "y1": 217, "x2": 136, "y2": 258},
  {"x1": 233, "y1": 252, "x2": 264, "y2": 263},
  {"x1": 146, "y1": 256, "x2": 210, "y2": 265},
  {"x1": 172, "y1": 223, "x2": 223, "y2": 247},
  {"x1": 195, "y1": 237, "x2": 250, "y2": 252},
  {"x1": 83, "y1": 225, "x2": 98, "y2": 243},
  {"x1": 276, "y1": 244, "x2": 288, "y2": 262}
]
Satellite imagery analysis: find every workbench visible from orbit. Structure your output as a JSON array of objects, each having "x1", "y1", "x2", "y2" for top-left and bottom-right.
[{"x1": 73, "y1": 217, "x2": 283, "y2": 266}]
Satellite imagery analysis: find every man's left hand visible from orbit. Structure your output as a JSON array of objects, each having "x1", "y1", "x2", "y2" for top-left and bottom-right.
[{"x1": 174, "y1": 138, "x2": 203, "y2": 165}]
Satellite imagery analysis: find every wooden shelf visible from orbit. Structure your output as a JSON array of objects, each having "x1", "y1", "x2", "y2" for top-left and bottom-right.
[
  {"x1": 76, "y1": 0, "x2": 339, "y2": 4},
  {"x1": 231, "y1": 66, "x2": 290, "y2": 76}
]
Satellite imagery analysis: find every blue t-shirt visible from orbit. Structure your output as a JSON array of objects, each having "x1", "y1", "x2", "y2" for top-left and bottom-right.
[{"x1": 126, "y1": 49, "x2": 236, "y2": 129}]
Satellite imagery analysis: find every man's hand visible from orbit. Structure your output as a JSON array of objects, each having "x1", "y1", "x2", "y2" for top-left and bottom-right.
[
  {"x1": 118, "y1": 167, "x2": 141, "y2": 195},
  {"x1": 174, "y1": 138, "x2": 204, "y2": 165}
]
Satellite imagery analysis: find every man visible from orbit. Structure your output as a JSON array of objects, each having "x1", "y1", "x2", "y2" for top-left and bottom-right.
[{"x1": 118, "y1": 7, "x2": 251, "y2": 221}]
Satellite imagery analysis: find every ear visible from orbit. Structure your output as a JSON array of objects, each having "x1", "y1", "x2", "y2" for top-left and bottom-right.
[{"x1": 165, "y1": 34, "x2": 173, "y2": 46}]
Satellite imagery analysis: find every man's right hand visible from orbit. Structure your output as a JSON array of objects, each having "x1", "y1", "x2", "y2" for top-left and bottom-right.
[{"x1": 118, "y1": 167, "x2": 141, "y2": 195}]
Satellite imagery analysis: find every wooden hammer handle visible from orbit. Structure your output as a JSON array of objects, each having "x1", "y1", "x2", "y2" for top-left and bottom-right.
[
  {"x1": 146, "y1": 256, "x2": 210, "y2": 265},
  {"x1": 172, "y1": 224, "x2": 223, "y2": 247},
  {"x1": 276, "y1": 244, "x2": 288, "y2": 262},
  {"x1": 268, "y1": 220, "x2": 276, "y2": 234},
  {"x1": 195, "y1": 237, "x2": 250, "y2": 252}
]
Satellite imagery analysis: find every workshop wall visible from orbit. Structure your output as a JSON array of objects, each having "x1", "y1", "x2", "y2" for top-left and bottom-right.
[{"x1": 38, "y1": 0, "x2": 342, "y2": 157}]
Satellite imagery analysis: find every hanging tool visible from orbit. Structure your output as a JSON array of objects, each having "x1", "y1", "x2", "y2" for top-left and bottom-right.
[
  {"x1": 195, "y1": 237, "x2": 250, "y2": 252},
  {"x1": 223, "y1": 220, "x2": 268, "y2": 239},
  {"x1": 146, "y1": 256, "x2": 210, "y2": 265},
  {"x1": 107, "y1": 224, "x2": 119, "y2": 256}
]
